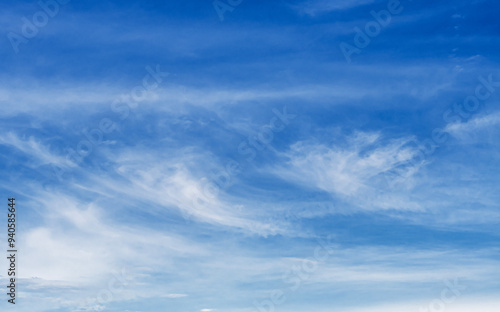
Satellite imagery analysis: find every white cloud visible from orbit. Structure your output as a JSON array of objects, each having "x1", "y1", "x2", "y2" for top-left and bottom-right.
[
  {"x1": 72, "y1": 147, "x2": 286, "y2": 236},
  {"x1": 20, "y1": 191, "x2": 205, "y2": 281},
  {"x1": 274, "y1": 131, "x2": 422, "y2": 211},
  {"x1": 0, "y1": 132, "x2": 75, "y2": 168},
  {"x1": 445, "y1": 111, "x2": 500, "y2": 143},
  {"x1": 162, "y1": 294, "x2": 188, "y2": 298},
  {"x1": 336, "y1": 297, "x2": 500, "y2": 312},
  {"x1": 293, "y1": 0, "x2": 377, "y2": 16}
]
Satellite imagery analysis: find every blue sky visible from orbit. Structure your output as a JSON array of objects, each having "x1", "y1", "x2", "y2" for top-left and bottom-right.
[{"x1": 0, "y1": 0, "x2": 500, "y2": 311}]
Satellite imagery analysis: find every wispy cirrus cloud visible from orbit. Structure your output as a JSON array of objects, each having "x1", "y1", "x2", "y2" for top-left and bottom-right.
[
  {"x1": 292, "y1": 0, "x2": 377, "y2": 16},
  {"x1": 0, "y1": 132, "x2": 75, "y2": 168},
  {"x1": 445, "y1": 111, "x2": 500, "y2": 144},
  {"x1": 273, "y1": 131, "x2": 423, "y2": 211},
  {"x1": 1, "y1": 0, "x2": 499, "y2": 311}
]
